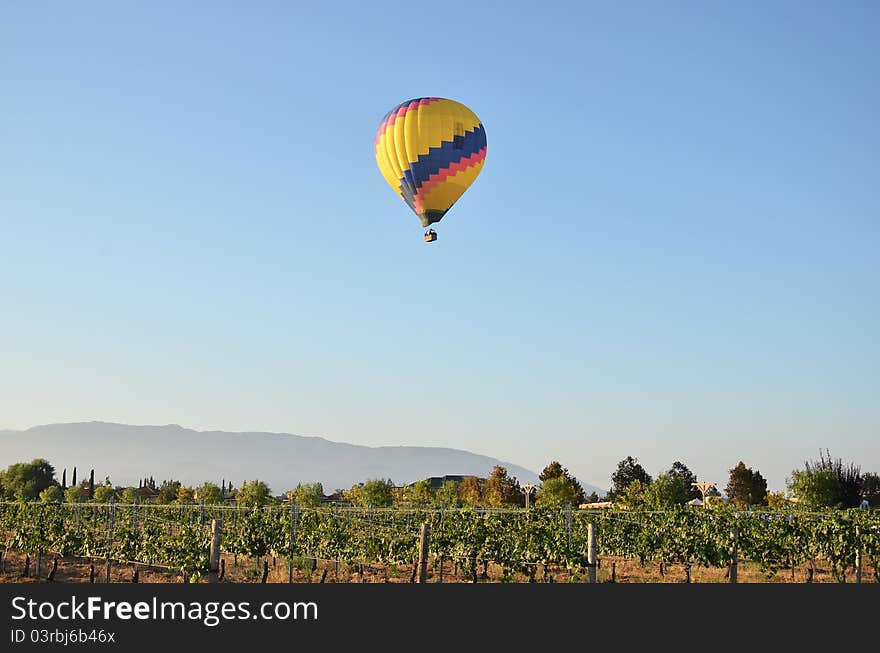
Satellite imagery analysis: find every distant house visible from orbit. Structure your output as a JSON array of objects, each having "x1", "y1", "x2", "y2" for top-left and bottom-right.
[
  {"x1": 579, "y1": 501, "x2": 614, "y2": 509},
  {"x1": 407, "y1": 475, "x2": 476, "y2": 490},
  {"x1": 322, "y1": 491, "x2": 349, "y2": 505},
  {"x1": 140, "y1": 486, "x2": 160, "y2": 500}
]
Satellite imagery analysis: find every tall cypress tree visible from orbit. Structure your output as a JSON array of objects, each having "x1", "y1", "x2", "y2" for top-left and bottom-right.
[
  {"x1": 72, "y1": 467, "x2": 77, "y2": 486},
  {"x1": 62, "y1": 469, "x2": 67, "y2": 490},
  {"x1": 89, "y1": 469, "x2": 95, "y2": 499}
]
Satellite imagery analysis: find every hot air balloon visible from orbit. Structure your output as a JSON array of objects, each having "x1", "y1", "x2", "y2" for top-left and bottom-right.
[{"x1": 375, "y1": 97, "x2": 487, "y2": 242}]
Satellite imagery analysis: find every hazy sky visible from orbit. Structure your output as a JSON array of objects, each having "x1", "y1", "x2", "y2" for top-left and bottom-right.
[{"x1": 2, "y1": 1, "x2": 878, "y2": 492}]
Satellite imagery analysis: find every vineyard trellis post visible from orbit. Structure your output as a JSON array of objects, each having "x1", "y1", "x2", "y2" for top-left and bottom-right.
[
  {"x1": 565, "y1": 503, "x2": 573, "y2": 546},
  {"x1": 289, "y1": 497, "x2": 298, "y2": 584},
  {"x1": 36, "y1": 505, "x2": 44, "y2": 580},
  {"x1": 729, "y1": 527, "x2": 738, "y2": 584},
  {"x1": 438, "y1": 505, "x2": 445, "y2": 584},
  {"x1": 105, "y1": 498, "x2": 116, "y2": 583},
  {"x1": 587, "y1": 522, "x2": 597, "y2": 583},
  {"x1": 417, "y1": 523, "x2": 430, "y2": 583},
  {"x1": 210, "y1": 519, "x2": 222, "y2": 572},
  {"x1": 854, "y1": 525, "x2": 861, "y2": 584}
]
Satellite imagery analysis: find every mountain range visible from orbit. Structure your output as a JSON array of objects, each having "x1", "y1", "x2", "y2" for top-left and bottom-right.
[{"x1": 0, "y1": 422, "x2": 599, "y2": 495}]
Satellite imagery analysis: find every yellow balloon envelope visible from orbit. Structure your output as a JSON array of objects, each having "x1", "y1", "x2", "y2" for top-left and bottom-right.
[{"x1": 375, "y1": 97, "x2": 487, "y2": 228}]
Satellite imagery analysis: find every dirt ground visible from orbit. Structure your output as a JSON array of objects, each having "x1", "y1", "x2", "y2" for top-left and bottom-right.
[{"x1": 1, "y1": 549, "x2": 875, "y2": 584}]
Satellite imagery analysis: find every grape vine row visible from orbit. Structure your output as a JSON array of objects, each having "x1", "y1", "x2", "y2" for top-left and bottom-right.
[{"x1": 2, "y1": 502, "x2": 877, "y2": 582}]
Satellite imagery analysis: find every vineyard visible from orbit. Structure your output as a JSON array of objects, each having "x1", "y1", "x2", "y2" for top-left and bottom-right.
[{"x1": 1, "y1": 502, "x2": 878, "y2": 583}]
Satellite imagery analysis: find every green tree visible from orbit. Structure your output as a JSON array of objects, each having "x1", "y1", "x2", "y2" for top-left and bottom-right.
[
  {"x1": 434, "y1": 480, "x2": 461, "y2": 507},
  {"x1": 787, "y1": 468, "x2": 840, "y2": 508},
  {"x1": 644, "y1": 471, "x2": 689, "y2": 508},
  {"x1": 793, "y1": 450, "x2": 864, "y2": 508},
  {"x1": 64, "y1": 486, "x2": 87, "y2": 503},
  {"x1": 177, "y1": 486, "x2": 196, "y2": 504},
  {"x1": 292, "y1": 482, "x2": 324, "y2": 508},
  {"x1": 539, "y1": 461, "x2": 566, "y2": 482},
  {"x1": 93, "y1": 485, "x2": 117, "y2": 503},
  {"x1": 458, "y1": 476, "x2": 483, "y2": 505},
  {"x1": 726, "y1": 462, "x2": 768, "y2": 506},
  {"x1": 539, "y1": 461, "x2": 586, "y2": 504},
  {"x1": 403, "y1": 480, "x2": 432, "y2": 505},
  {"x1": 157, "y1": 480, "x2": 181, "y2": 505},
  {"x1": 669, "y1": 461, "x2": 700, "y2": 500},
  {"x1": 236, "y1": 480, "x2": 271, "y2": 507},
  {"x1": 196, "y1": 482, "x2": 222, "y2": 504},
  {"x1": 619, "y1": 479, "x2": 648, "y2": 509},
  {"x1": 40, "y1": 485, "x2": 63, "y2": 503},
  {"x1": 862, "y1": 472, "x2": 880, "y2": 507},
  {"x1": 483, "y1": 466, "x2": 523, "y2": 506},
  {"x1": 610, "y1": 457, "x2": 652, "y2": 498},
  {"x1": 120, "y1": 487, "x2": 141, "y2": 504},
  {"x1": 355, "y1": 479, "x2": 394, "y2": 507},
  {"x1": 0, "y1": 459, "x2": 57, "y2": 500},
  {"x1": 536, "y1": 476, "x2": 578, "y2": 506}
]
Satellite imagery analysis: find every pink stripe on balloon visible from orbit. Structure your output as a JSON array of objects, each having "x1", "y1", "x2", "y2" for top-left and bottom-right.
[{"x1": 413, "y1": 147, "x2": 487, "y2": 213}]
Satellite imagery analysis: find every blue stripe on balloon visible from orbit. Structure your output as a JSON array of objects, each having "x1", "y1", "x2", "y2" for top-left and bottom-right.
[{"x1": 398, "y1": 124, "x2": 487, "y2": 192}]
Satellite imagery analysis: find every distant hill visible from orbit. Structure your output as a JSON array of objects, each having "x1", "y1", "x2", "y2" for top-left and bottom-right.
[{"x1": 0, "y1": 422, "x2": 549, "y2": 494}]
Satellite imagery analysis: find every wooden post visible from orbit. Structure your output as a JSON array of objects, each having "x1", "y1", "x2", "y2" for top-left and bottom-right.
[
  {"x1": 36, "y1": 507, "x2": 43, "y2": 579},
  {"x1": 417, "y1": 523, "x2": 430, "y2": 584},
  {"x1": 209, "y1": 519, "x2": 222, "y2": 572},
  {"x1": 855, "y1": 525, "x2": 862, "y2": 584},
  {"x1": 611, "y1": 561, "x2": 616, "y2": 583},
  {"x1": 587, "y1": 523, "x2": 597, "y2": 584},
  {"x1": 105, "y1": 500, "x2": 115, "y2": 583},
  {"x1": 439, "y1": 555, "x2": 444, "y2": 584},
  {"x1": 729, "y1": 527, "x2": 738, "y2": 584},
  {"x1": 288, "y1": 498, "x2": 297, "y2": 584}
]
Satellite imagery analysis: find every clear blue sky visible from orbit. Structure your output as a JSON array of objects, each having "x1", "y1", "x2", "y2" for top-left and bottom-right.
[{"x1": 2, "y1": 1, "x2": 878, "y2": 492}]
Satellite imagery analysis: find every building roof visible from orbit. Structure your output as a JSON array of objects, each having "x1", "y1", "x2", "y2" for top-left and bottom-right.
[{"x1": 406, "y1": 475, "x2": 476, "y2": 491}]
